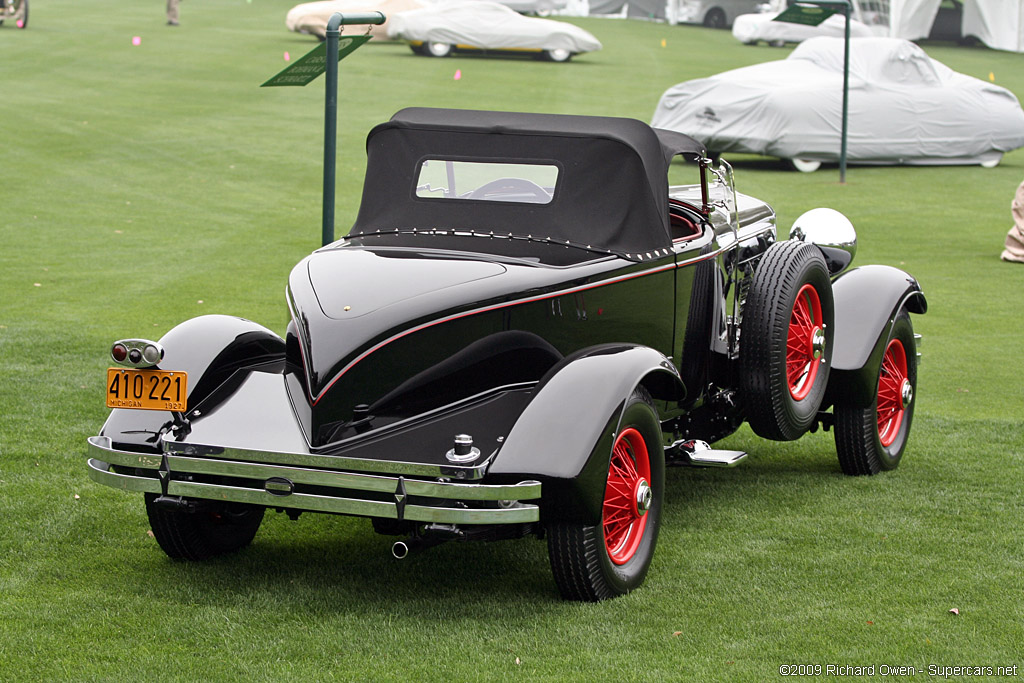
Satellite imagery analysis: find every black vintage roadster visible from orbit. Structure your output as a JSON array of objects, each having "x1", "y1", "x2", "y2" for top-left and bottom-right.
[{"x1": 88, "y1": 108, "x2": 926, "y2": 601}]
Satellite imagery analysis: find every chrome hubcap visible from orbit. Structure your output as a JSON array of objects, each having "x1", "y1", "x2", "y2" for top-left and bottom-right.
[
  {"x1": 901, "y1": 379, "x2": 913, "y2": 409},
  {"x1": 634, "y1": 479, "x2": 652, "y2": 517},
  {"x1": 810, "y1": 326, "x2": 826, "y2": 360}
]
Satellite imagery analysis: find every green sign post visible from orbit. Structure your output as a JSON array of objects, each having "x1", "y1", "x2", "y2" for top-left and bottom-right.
[
  {"x1": 774, "y1": 1, "x2": 851, "y2": 183},
  {"x1": 261, "y1": 11, "x2": 385, "y2": 245}
]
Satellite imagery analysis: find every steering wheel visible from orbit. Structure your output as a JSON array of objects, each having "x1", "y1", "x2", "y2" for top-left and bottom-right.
[{"x1": 466, "y1": 178, "x2": 551, "y2": 202}]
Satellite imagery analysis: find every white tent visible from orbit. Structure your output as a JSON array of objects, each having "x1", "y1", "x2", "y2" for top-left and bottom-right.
[
  {"x1": 962, "y1": 0, "x2": 1024, "y2": 52},
  {"x1": 890, "y1": 0, "x2": 1024, "y2": 52}
]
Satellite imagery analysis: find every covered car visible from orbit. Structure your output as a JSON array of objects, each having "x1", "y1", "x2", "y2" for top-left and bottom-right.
[
  {"x1": 652, "y1": 37, "x2": 1024, "y2": 170},
  {"x1": 672, "y1": 0, "x2": 766, "y2": 29},
  {"x1": 732, "y1": 10, "x2": 876, "y2": 45},
  {"x1": 386, "y1": 0, "x2": 601, "y2": 60},
  {"x1": 285, "y1": 0, "x2": 422, "y2": 40},
  {"x1": 496, "y1": 0, "x2": 568, "y2": 16},
  {"x1": 87, "y1": 108, "x2": 926, "y2": 601}
]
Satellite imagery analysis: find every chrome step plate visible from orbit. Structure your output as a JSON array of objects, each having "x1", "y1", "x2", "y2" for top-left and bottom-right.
[
  {"x1": 687, "y1": 449, "x2": 748, "y2": 467},
  {"x1": 669, "y1": 439, "x2": 748, "y2": 467}
]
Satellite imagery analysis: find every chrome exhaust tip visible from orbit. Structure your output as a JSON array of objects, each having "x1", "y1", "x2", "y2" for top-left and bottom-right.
[{"x1": 391, "y1": 541, "x2": 409, "y2": 560}]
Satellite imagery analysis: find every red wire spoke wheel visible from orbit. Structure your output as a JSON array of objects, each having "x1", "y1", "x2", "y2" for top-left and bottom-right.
[
  {"x1": 835, "y1": 311, "x2": 917, "y2": 475},
  {"x1": 547, "y1": 388, "x2": 664, "y2": 601},
  {"x1": 786, "y1": 283, "x2": 824, "y2": 401},
  {"x1": 603, "y1": 427, "x2": 652, "y2": 565},
  {"x1": 876, "y1": 338, "x2": 908, "y2": 447}
]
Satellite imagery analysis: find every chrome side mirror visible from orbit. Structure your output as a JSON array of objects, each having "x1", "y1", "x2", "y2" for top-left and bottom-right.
[{"x1": 790, "y1": 208, "x2": 857, "y2": 275}]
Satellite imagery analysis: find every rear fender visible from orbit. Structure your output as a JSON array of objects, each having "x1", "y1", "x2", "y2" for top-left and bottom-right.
[
  {"x1": 488, "y1": 344, "x2": 683, "y2": 525},
  {"x1": 825, "y1": 266, "x2": 926, "y2": 408},
  {"x1": 101, "y1": 315, "x2": 285, "y2": 448}
]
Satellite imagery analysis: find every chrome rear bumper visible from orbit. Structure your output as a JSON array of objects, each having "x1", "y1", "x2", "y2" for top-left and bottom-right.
[{"x1": 87, "y1": 436, "x2": 541, "y2": 524}]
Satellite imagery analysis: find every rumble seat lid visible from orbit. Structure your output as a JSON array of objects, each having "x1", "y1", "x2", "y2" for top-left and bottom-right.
[{"x1": 307, "y1": 247, "x2": 507, "y2": 319}]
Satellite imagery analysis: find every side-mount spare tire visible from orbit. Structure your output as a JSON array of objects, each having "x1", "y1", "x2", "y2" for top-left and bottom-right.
[{"x1": 740, "y1": 240, "x2": 834, "y2": 441}]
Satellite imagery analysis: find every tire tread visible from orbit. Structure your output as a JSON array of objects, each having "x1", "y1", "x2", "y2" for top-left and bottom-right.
[{"x1": 145, "y1": 494, "x2": 264, "y2": 561}]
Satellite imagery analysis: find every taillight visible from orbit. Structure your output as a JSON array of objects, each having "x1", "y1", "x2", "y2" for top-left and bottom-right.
[
  {"x1": 110, "y1": 339, "x2": 164, "y2": 368},
  {"x1": 142, "y1": 344, "x2": 162, "y2": 365}
]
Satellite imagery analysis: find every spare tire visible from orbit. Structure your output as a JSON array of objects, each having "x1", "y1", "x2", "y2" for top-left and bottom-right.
[{"x1": 740, "y1": 241, "x2": 834, "y2": 440}]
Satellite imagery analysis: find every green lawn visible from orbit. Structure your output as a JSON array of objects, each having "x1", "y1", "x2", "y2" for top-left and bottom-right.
[{"x1": 2, "y1": 0, "x2": 1023, "y2": 679}]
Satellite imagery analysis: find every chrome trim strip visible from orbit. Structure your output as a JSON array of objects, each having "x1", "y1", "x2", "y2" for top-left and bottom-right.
[
  {"x1": 164, "y1": 454, "x2": 540, "y2": 501},
  {"x1": 167, "y1": 480, "x2": 539, "y2": 524},
  {"x1": 161, "y1": 438, "x2": 490, "y2": 480},
  {"x1": 87, "y1": 459, "x2": 162, "y2": 493}
]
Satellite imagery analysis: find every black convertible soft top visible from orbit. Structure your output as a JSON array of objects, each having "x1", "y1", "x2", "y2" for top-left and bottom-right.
[{"x1": 348, "y1": 108, "x2": 706, "y2": 260}]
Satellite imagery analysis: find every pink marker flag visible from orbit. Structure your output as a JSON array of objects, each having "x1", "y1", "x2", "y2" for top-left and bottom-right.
[
  {"x1": 454, "y1": 69, "x2": 462, "y2": 81},
  {"x1": 132, "y1": 36, "x2": 142, "y2": 46},
  {"x1": 284, "y1": 51, "x2": 291, "y2": 61}
]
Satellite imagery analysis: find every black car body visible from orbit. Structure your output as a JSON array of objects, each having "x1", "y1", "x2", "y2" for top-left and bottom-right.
[{"x1": 88, "y1": 108, "x2": 926, "y2": 600}]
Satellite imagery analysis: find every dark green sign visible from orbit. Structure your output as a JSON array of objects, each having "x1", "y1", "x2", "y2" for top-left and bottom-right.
[
  {"x1": 773, "y1": 3, "x2": 836, "y2": 26},
  {"x1": 261, "y1": 35, "x2": 372, "y2": 87}
]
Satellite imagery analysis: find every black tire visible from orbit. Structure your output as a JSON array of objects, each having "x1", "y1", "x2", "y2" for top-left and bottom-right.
[
  {"x1": 740, "y1": 241, "x2": 834, "y2": 441},
  {"x1": 409, "y1": 43, "x2": 426, "y2": 56},
  {"x1": 703, "y1": 7, "x2": 726, "y2": 28},
  {"x1": 145, "y1": 493, "x2": 265, "y2": 561},
  {"x1": 547, "y1": 387, "x2": 664, "y2": 601},
  {"x1": 834, "y1": 311, "x2": 917, "y2": 475}
]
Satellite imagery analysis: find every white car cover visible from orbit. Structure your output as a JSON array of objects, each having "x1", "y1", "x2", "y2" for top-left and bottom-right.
[
  {"x1": 651, "y1": 37, "x2": 1024, "y2": 166},
  {"x1": 732, "y1": 11, "x2": 877, "y2": 44},
  {"x1": 286, "y1": 0, "x2": 422, "y2": 40},
  {"x1": 386, "y1": 0, "x2": 602, "y2": 54}
]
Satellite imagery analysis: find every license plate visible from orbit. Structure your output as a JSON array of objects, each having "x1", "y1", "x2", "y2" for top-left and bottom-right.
[{"x1": 106, "y1": 368, "x2": 188, "y2": 412}]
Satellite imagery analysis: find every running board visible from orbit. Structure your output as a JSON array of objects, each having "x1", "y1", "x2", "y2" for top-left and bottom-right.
[{"x1": 669, "y1": 439, "x2": 748, "y2": 468}]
